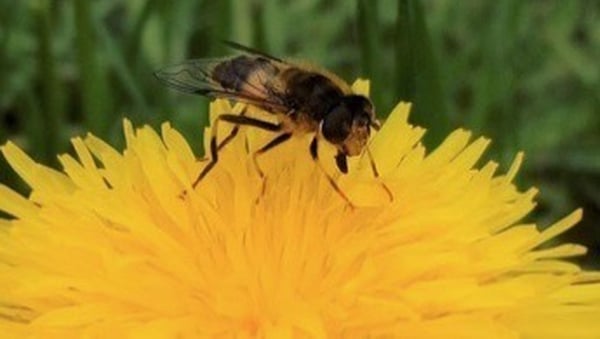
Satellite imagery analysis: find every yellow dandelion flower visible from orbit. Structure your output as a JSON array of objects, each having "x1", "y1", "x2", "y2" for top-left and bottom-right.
[{"x1": 1, "y1": 80, "x2": 600, "y2": 338}]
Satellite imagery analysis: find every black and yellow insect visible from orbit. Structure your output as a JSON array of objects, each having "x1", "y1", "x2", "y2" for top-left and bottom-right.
[{"x1": 155, "y1": 42, "x2": 390, "y2": 207}]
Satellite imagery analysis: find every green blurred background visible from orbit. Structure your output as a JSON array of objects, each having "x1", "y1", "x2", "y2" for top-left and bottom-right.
[{"x1": 1, "y1": 0, "x2": 599, "y2": 267}]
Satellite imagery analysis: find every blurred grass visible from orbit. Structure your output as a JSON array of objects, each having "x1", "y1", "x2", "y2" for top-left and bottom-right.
[
  {"x1": 0, "y1": 0, "x2": 599, "y2": 266},
  {"x1": 395, "y1": 0, "x2": 448, "y2": 146},
  {"x1": 74, "y1": 0, "x2": 112, "y2": 137},
  {"x1": 34, "y1": 1, "x2": 62, "y2": 165}
]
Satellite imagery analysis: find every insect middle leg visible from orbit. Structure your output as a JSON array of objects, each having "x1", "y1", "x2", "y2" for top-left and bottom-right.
[
  {"x1": 191, "y1": 114, "x2": 282, "y2": 188},
  {"x1": 251, "y1": 133, "x2": 292, "y2": 196},
  {"x1": 252, "y1": 133, "x2": 292, "y2": 179}
]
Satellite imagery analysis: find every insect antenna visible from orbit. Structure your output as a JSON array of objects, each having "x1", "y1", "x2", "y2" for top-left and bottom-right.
[{"x1": 370, "y1": 119, "x2": 382, "y2": 131}]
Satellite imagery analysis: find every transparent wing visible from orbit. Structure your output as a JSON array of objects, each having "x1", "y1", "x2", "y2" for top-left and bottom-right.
[
  {"x1": 222, "y1": 40, "x2": 283, "y2": 62},
  {"x1": 154, "y1": 58, "x2": 227, "y2": 95},
  {"x1": 154, "y1": 58, "x2": 289, "y2": 113}
]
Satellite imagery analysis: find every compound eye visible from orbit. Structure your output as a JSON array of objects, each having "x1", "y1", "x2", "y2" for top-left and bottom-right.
[
  {"x1": 321, "y1": 105, "x2": 352, "y2": 144},
  {"x1": 354, "y1": 114, "x2": 370, "y2": 128}
]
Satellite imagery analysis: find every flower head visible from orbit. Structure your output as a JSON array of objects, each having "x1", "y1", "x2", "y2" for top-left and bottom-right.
[{"x1": 1, "y1": 80, "x2": 599, "y2": 338}]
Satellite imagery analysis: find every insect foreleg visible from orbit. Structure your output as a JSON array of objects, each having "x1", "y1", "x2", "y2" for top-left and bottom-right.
[
  {"x1": 364, "y1": 145, "x2": 393, "y2": 202},
  {"x1": 309, "y1": 137, "x2": 355, "y2": 209}
]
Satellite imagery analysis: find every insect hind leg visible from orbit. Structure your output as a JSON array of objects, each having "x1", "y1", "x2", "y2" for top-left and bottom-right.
[
  {"x1": 215, "y1": 109, "x2": 246, "y2": 152},
  {"x1": 190, "y1": 113, "x2": 282, "y2": 189}
]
